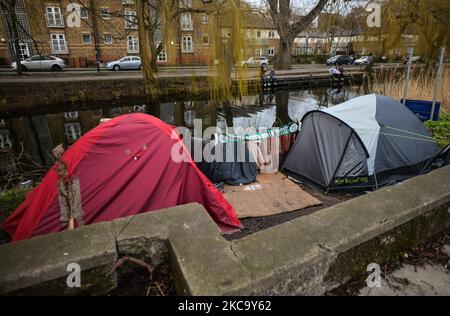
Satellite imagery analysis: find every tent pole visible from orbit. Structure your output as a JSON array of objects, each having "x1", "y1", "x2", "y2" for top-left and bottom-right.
[
  {"x1": 431, "y1": 47, "x2": 445, "y2": 121},
  {"x1": 402, "y1": 47, "x2": 414, "y2": 105}
]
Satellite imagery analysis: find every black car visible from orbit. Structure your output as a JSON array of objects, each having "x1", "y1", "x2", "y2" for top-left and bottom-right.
[{"x1": 326, "y1": 55, "x2": 354, "y2": 66}]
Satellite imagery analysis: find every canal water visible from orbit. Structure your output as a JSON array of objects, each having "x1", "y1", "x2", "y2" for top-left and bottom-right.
[{"x1": 0, "y1": 86, "x2": 358, "y2": 179}]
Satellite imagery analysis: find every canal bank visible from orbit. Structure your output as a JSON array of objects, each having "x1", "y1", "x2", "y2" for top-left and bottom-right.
[{"x1": 0, "y1": 71, "x2": 365, "y2": 117}]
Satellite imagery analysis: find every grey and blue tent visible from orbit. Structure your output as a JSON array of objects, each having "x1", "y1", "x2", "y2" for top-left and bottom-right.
[{"x1": 282, "y1": 94, "x2": 441, "y2": 191}]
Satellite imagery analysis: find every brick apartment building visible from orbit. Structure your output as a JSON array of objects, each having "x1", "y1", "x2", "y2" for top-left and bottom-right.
[
  {"x1": 0, "y1": 0, "x2": 216, "y2": 67},
  {"x1": 0, "y1": 0, "x2": 407, "y2": 68}
]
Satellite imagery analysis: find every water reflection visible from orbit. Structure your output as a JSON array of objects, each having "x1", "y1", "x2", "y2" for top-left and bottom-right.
[{"x1": 0, "y1": 87, "x2": 357, "y2": 171}]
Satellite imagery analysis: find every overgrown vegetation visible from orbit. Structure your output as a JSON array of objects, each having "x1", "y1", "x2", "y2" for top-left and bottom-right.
[
  {"x1": 425, "y1": 113, "x2": 450, "y2": 149},
  {"x1": 370, "y1": 67, "x2": 449, "y2": 112},
  {"x1": 0, "y1": 188, "x2": 28, "y2": 243},
  {"x1": 368, "y1": 66, "x2": 449, "y2": 148},
  {"x1": 0, "y1": 188, "x2": 28, "y2": 224}
]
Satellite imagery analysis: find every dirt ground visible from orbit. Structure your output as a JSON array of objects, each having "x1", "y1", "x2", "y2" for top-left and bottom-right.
[
  {"x1": 226, "y1": 183, "x2": 357, "y2": 240},
  {"x1": 106, "y1": 263, "x2": 175, "y2": 296}
]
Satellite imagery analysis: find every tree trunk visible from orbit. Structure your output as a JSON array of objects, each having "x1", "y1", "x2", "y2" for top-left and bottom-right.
[
  {"x1": 89, "y1": 0, "x2": 101, "y2": 74},
  {"x1": 277, "y1": 38, "x2": 293, "y2": 70},
  {"x1": 135, "y1": 0, "x2": 158, "y2": 103}
]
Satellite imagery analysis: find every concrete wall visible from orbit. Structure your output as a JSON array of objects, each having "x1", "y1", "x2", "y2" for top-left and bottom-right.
[{"x1": 0, "y1": 166, "x2": 449, "y2": 295}]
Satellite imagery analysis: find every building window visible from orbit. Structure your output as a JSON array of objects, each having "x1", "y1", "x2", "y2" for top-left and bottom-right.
[
  {"x1": 18, "y1": 42, "x2": 30, "y2": 60},
  {"x1": 181, "y1": 13, "x2": 193, "y2": 31},
  {"x1": 180, "y1": 0, "x2": 192, "y2": 8},
  {"x1": 50, "y1": 33, "x2": 68, "y2": 54},
  {"x1": 202, "y1": 35, "x2": 209, "y2": 45},
  {"x1": 64, "y1": 111, "x2": 79, "y2": 121},
  {"x1": 268, "y1": 47, "x2": 275, "y2": 56},
  {"x1": 46, "y1": 6, "x2": 64, "y2": 27},
  {"x1": 124, "y1": 9, "x2": 138, "y2": 29},
  {"x1": 157, "y1": 48, "x2": 167, "y2": 62},
  {"x1": 100, "y1": 8, "x2": 111, "y2": 20},
  {"x1": 127, "y1": 35, "x2": 139, "y2": 53},
  {"x1": 80, "y1": 7, "x2": 88, "y2": 19},
  {"x1": 268, "y1": 31, "x2": 275, "y2": 38},
  {"x1": 104, "y1": 34, "x2": 113, "y2": 44},
  {"x1": 256, "y1": 48, "x2": 262, "y2": 56},
  {"x1": 181, "y1": 36, "x2": 193, "y2": 53},
  {"x1": 202, "y1": 14, "x2": 208, "y2": 24},
  {"x1": 0, "y1": 130, "x2": 12, "y2": 150},
  {"x1": 256, "y1": 31, "x2": 261, "y2": 38},
  {"x1": 82, "y1": 34, "x2": 91, "y2": 44},
  {"x1": 65, "y1": 123, "x2": 82, "y2": 143}
]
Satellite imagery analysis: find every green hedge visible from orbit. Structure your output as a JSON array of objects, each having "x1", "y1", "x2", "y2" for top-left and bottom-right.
[{"x1": 293, "y1": 54, "x2": 330, "y2": 64}]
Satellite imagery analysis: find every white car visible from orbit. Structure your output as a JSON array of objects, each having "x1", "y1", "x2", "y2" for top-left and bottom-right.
[
  {"x1": 242, "y1": 56, "x2": 269, "y2": 68},
  {"x1": 354, "y1": 56, "x2": 374, "y2": 65},
  {"x1": 11, "y1": 55, "x2": 65, "y2": 71},
  {"x1": 106, "y1": 56, "x2": 142, "y2": 71}
]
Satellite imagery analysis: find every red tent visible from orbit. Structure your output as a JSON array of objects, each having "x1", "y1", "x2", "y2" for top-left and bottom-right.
[{"x1": 3, "y1": 114, "x2": 242, "y2": 241}]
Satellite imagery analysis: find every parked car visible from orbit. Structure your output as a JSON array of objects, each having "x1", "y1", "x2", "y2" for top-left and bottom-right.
[
  {"x1": 106, "y1": 56, "x2": 142, "y2": 71},
  {"x1": 242, "y1": 56, "x2": 269, "y2": 68},
  {"x1": 354, "y1": 55, "x2": 374, "y2": 65},
  {"x1": 403, "y1": 55, "x2": 424, "y2": 65},
  {"x1": 410, "y1": 56, "x2": 424, "y2": 64},
  {"x1": 11, "y1": 55, "x2": 65, "y2": 71},
  {"x1": 326, "y1": 55, "x2": 354, "y2": 66}
]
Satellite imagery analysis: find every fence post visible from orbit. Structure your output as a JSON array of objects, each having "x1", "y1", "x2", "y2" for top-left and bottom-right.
[
  {"x1": 431, "y1": 47, "x2": 445, "y2": 121},
  {"x1": 402, "y1": 47, "x2": 414, "y2": 105}
]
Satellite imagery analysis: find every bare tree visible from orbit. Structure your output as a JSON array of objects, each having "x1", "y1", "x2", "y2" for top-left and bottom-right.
[{"x1": 263, "y1": 0, "x2": 330, "y2": 70}]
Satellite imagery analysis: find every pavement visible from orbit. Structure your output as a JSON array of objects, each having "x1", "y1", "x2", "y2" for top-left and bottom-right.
[
  {"x1": 0, "y1": 63, "x2": 405, "y2": 84},
  {"x1": 359, "y1": 245, "x2": 450, "y2": 296}
]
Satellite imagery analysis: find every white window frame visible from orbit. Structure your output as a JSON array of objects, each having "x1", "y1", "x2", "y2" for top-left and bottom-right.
[
  {"x1": 50, "y1": 33, "x2": 68, "y2": 54},
  {"x1": 157, "y1": 48, "x2": 167, "y2": 62},
  {"x1": 202, "y1": 14, "x2": 208, "y2": 24},
  {"x1": 18, "y1": 42, "x2": 30, "y2": 60},
  {"x1": 124, "y1": 9, "x2": 138, "y2": 29},
  {"x1": 100, "y1": 8, "x2": 111, "y2": 20},
  {"x1": 46, "y1": 6, "x2": 64, "y2": 27},
  {"x1": 202, "y1": 35, "x2": 209, "y2": 45},
  {"x1": 268, "y1": 31, "x2": 275, "y2": 38},
  {"x1": 127, "y1": 35, "x2": 139, "y2": 53},
  {"x1": 79, "y1": 6, "x2": 88, "y2": 19},
  {"x1": 104, "y1": 34, "x2": 113, "y2": 45},
  {"x1": 268, "y1": 47, "x2": 275, "y2": 56},
  {"x1": 64, "y1": 111, "x2": 79, "y2": 121},
  {"x1": 65, "y1": 123, "x2": 82, "y2": 143},
  {"x1": 180, "y1": 0, "x2": 192, "y2": 8},
  {"x1": 180, "y1": 13, "x2": 193, "y2": 31},
  {"x1": 181, "y1": 36, "x2": 194, "y2": 53},
  {"x1": 81, "y1": 33, "x2": 91, "y2": 45},
  {"x1": 256, "y1": 48, "x2": 262, "y2": 56}
]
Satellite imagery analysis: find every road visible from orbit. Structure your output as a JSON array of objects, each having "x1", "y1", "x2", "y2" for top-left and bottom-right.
[{"x1": 0, "y1": 63, "x2": 405, "y2": 84}]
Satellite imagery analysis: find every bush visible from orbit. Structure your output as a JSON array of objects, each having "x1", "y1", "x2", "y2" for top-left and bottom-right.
[
  {"x1": 425, "y1": 113, "x2": 450, "y2": 148},
  {"x1": 0, "y1": 188, "x2": 29, "y2": 225},
  {"x1": 0, "y1": 188, "x2": 29, "y2": 243},
  {"x1": 293, "y1": 54, "x2": 329, "y2": 64}
]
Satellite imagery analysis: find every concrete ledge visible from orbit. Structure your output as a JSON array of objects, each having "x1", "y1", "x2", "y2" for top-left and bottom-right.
[
  {"x1": 229, "y1": 166, "x2": 450, "y2": 294},
  {"x1": 0, "y1": 166, "x2": 449, "y2": 295},
  {"x1": 0, "y1": 220, "x2": 119, "y2": 295}
]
